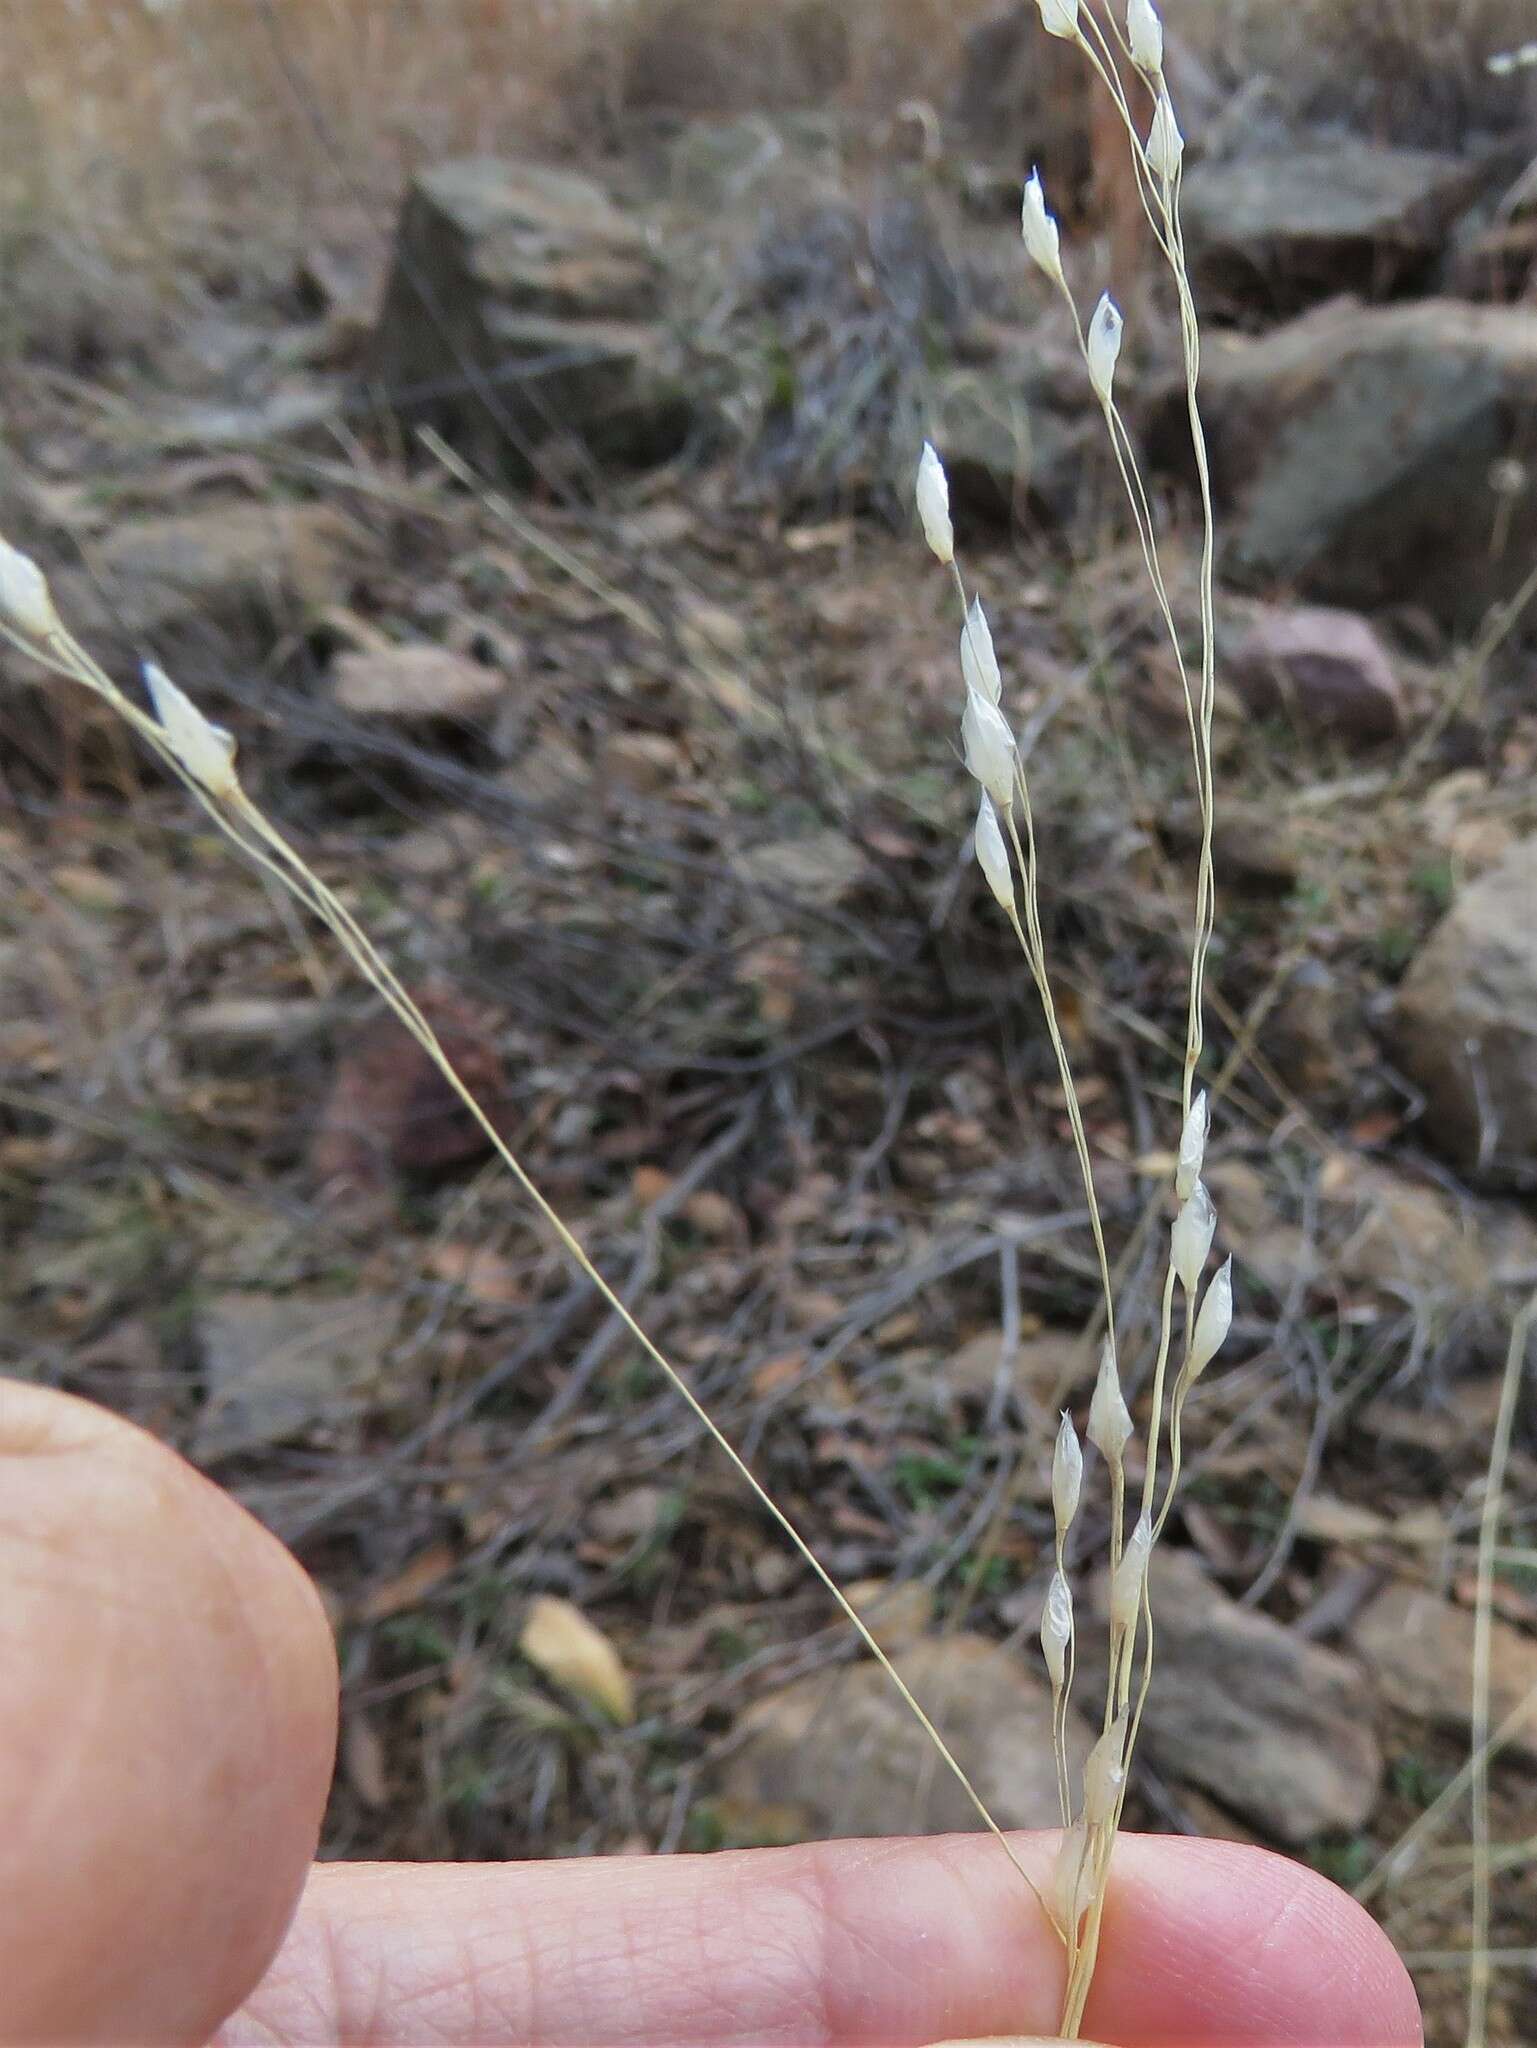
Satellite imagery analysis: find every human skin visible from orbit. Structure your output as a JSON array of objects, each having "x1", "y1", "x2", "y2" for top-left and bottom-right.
[{"x1": 0, "y1": 1380, "x2": 1422, "y2": 2047}]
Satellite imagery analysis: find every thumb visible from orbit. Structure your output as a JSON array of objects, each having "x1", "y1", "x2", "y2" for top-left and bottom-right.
[{"x1": 0, "y1": 1379, "x2": 337, "y2": 2044}]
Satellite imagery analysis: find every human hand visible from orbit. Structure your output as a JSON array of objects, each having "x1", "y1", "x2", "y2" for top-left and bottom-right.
[{"x1": 0, "y1": 1380, "x2": 1422, "y2": 2046}]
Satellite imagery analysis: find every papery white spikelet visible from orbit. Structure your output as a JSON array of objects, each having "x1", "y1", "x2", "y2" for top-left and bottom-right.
[
  {"x1": 960, "y1": 596, "x2": 1001, "y2": 705},
  {"x1": 1146, "y1": 93, "x2": 1184, "y2": 180},
  {"x1": 1049, "y1": 1819, "x2": 1090, "y2": 1936},
  {"x1": 1110, "y1": 1509, "x2": 1152, "y2": 1631},
  {"x1": 1037, "y1": 0, "x2": 1079, "y2": 38},
  {"x1": 0, "y1": 538, "x2": 60, "y2": 642},
  {"x1": 1170, "y1": 1179, "x2": 1217, "y2": 1295},
  {"x1": 143, "y1": 661, "x2": 239, "y2": 798},
  {"x1": 1052, "y1": 1411, "x2": 1083, "y2": 1541},
  {"x1": 1126, "y1": 0, "x2": 1164, "y2": 73},
  {"x1": 915, "y1": 441, "x2": 954, "y2": 564},
  {"x1": 1087, "y1": 1336, "x2": 1133, "y2": 1466},
  {"x1": 1020, "y1": 170, "x2": 1064, "y2": 284},
  {"x1": 960, "y1": 688, "x2": 1017, "y2": 811},
  {"x1": 973, "y1": 794, "x2": 1015, "y2": 912},
  {"x1": 1041, "y1": 1566, "x2": 1073, "y2": 1690},
  {"x1": 1175, "y1": 1089, "x2": 1210, "y2": 1202},
  {"x1": 1086, "y1": 293, "x2": 1124, "y2": 404},
  {"x1": 1188, "y1": 1255, "x2": 1234, "y2": 1379},
  {"x1": 1083, "y1": 1709, "x2": 1128, "y2": 1826}
]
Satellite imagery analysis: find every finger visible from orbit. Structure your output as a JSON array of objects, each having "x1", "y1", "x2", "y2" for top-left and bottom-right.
[
  {"x1": 223, "y1": 1831, "x2": 1420, "y2": 2046},
  {"x1": 0, "y1": 1380, "x2": 338, "y2": 2044}
]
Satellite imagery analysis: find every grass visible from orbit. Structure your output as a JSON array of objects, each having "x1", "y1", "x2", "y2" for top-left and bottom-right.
[
  {"x1": 4, "y1": 1, "x2": 1537, "y2": 2042},
  {"x1": 0, "y1": 4, "x2": 1235, "y2": 2030}
]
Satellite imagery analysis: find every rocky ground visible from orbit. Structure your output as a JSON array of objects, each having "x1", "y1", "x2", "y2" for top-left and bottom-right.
[{"x1": 2, "y1": 3, "x2": 1536, "y2": 2041}]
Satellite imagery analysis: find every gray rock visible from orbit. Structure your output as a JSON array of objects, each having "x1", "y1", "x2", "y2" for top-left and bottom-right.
[
  {"x1": 1226, "y1": 604, "x2": 1404, "y2": 745},
  {"x1": 49, "y1": 502, "x2": 367, "y2": 666},
  {"x1": 194, "y1": 1291, "x2": 399, "y2": 1461},
  {"x1": 1168, "y1": 299, "x2": 1537, "y2": 623},
  {"x1": 1089, "y1": 1548, "x2": 1380, "y2": 1844},
  {"x1": 1182, "y1": 142, "x2": 1481, "y2": 316},
  {"x1": 368, "y1": 158, "x2": 692, "y2": 478},
  {"x1": 1393, "y1": 837, "x2": 1537, "y2": 1187},
  {"x1": 660, "y1": 113, "x2": 844, "y2": 211},
  {"x1": 927, "y1": 353, "x2": 1108, "y2": 530},
  {"x1": 720, "y1": 1633, "x2": 1087, "y2": 1840},
  {"x1": 1355, "y1": 1583, "x2": 1537, "y2": 1764},
  {"x1": 332, "y1": 645, "x2": 506, "y2": 726},
  {"x1": 733, "y1": 829, "x2": 866, "y2": 908}
]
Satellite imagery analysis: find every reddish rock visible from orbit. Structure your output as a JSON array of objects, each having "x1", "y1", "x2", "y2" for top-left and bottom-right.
[
  {"x1": 311, "y1": 990, "x2": 512, "y2": 1210},
  {"x1": 1229, "y1": 605, "x2": 1404, "y2": 744}
]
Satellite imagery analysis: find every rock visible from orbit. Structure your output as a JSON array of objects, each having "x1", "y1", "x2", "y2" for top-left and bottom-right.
[
  {"x1": 332, "y1": 645, "x2": 505, "y2": 726},
  {"x1": 1319, "y1": 1153, "x2": 1536, "y2": 1301},
  {"x1": 660, "y1": 112, "x2": 844, "y2": 211},
  {"x1": 1393, "y1": 838, "x2": 1537, "y2": 1187},
  {"x1": 599, "y1": 730, "x2": 685, "y2": 796},
  {"x1": 844, "y1": 1578, "x2": 937, "y2": 1653},
  {"x1": 49, "y1": 502, "x2": 365, "y2": 666},
  {"x1": 194, "y1": 1289, "x2": 398, "y2": 1461},
  {"x1": 926, "y1": 354, "x2": 1108, "y2": 531},
  {"x1": 733, "y1": 829, "x2": 865, "y2": 908},
  {"x1": 177, "y1": 997, "x2": 330, "y2": 1068},
  {"x1": 1089, "y1": 1548, "x2": 1380, "y2": 1844},
  {"x1": 368, "y1": 158, "x2": 692, "y2": 478},
  {"x1": 1264, "y1": 958, "x2": 1370, "y2": 1102},
  {"x1": 720, "y1": 1634, "x2": 1086, "y2": 1840},
  {"x1": 1203, "y1": 1160, "x2": 1323, "y2": 1302},
  {"x1": 311, "y1": 992, "x2": 514, "y2": 1211},
  {"x1": 1181, "y1": 143, "x2": 1480, "y2": 317},
  {"x1": 1159, "y1": 300, "x2": 1537, "y2": 624},
  {"x1": 1354, "y1": 1583, "x2": 1537, "y2": 1765},
  {"x1": 1226, "y1": 605, "x2": 1404, "y2": 745},
  {"x1": 944, "y1": 1327, "x2": 1086, "y2": 1405}
]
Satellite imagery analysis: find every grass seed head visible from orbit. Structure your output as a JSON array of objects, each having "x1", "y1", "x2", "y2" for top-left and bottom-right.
[
  {"x1": 1087, "y1": 1336, "x2": 1133, "y2": 1467},
  {"x1": 143, "y1": 661, "x2": 239, "y2": 799},
  {"x1": 1171, "y1": 1179, "x2": 1217, "y2": 1295},
  {"x1": 960, "y1": 688, "x2": 1017, "y2": 812},
  {"x1": 1110, "y1": 1509, "x2": 1152, "y2": 1632},
  {"x1": 1146, "y1": 92, "x2": 1184, "y2": 181},
  {"x1": 0, "y1": 538, "x2": 61, "y2": 643},
  {"x1": 973, "y1": 794, "x2": 1015, "y2": 912},
  {"x1": 1052, "y1": 1409, "x2": 1084, "y2": 1542},
  {"x1": 1049, "y1": 1820, "x2": 1094, "y2": 1938},
  {"x1": 1084, "y1": 1707, "x2": 1129, "y2": 1826},
  {"x1": 1036, "y1": 0, "x2": 1080, "y2": 40},
  {"x1": 1021, "y1": 169, "x2": 1065, "y2": 284},
  {"x1": 915, "y1": 440, "x2": 954, "y2": 564},
  {"x1": 1086, "y1": 293, "x2": 1124, "y2": 405},
  {"x1": 960, "y1": 595, "x2": 1001, "y2": 705},
  {"x1": 1041, "y1": 1565, "x2": 1074, "y2": 1689},
  {"x1": 1175, "y1": 1089, "x2": 1210, "y2": 1202},
  {"x1": 1126, "y1": 0, "x2": 1164, "y2": 74},
  {"x1": 1188, "y1": 1255, "x2": 1234, "y2": 1379}
]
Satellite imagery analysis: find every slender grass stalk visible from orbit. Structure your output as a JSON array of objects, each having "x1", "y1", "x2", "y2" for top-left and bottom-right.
[
  {"x1": 1466, "y1": 1292, "x2": 1535, "y2": 2048},
  {"x1": 0, "y1": 548, "x2": 1049, "y2": 1918},
  {"x1": 938, "y1": 2, "x2": 1229, "y2": 2031}
]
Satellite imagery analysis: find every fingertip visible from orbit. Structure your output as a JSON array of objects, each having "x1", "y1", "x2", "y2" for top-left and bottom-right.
[
  {"x1": 0, "y1": 1380, "x2": 338, "y2": 2044},
  {"x1": 1087, "y1": 1835, "x2": 1422, "y2": 2047}
]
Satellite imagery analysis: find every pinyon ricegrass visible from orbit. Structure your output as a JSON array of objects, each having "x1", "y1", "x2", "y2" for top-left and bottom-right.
[{"x1": 0, "y1": 0, "x2": 1247, "y2": 2035}]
